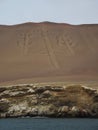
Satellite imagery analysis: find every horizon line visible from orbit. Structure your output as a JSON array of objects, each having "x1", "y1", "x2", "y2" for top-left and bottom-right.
[{"x1": 0, "y1": 21, "x2": 98, "y2": 26}]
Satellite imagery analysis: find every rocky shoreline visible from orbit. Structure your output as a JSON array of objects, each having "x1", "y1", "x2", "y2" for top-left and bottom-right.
[{"x1": 0, "y1": 84, "x2": 98, "y2": 118}]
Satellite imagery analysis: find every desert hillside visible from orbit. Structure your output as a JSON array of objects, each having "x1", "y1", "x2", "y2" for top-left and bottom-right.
[{"x1": 0, "y1": 22, "x2": 98, "y2": 84}]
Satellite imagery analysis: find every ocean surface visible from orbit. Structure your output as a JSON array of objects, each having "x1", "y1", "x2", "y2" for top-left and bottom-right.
[{"x1": 0, "y1": 118, "x2": 98, "y2": 130}]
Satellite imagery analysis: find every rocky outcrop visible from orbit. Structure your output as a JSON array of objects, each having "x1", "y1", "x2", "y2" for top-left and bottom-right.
[{"x1": 0, "y1": 84, "x2": 98, "y2": 118}]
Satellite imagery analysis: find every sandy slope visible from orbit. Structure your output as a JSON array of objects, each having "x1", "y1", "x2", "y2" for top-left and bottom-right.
[{"x1": 0, "y1": 22, "x2": 98, "y2": 84}]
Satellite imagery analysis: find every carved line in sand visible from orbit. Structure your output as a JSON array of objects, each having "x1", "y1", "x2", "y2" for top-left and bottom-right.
[
  {"x1": 64, "y1": 33, "x2": 75, "y2": 55},
  {"x1": 17, "y1": 32, "x2": 33, "y2": 55},
  {"x1": 16, "y1": 28, "x2": 76, "y2": 67},
  {"x1": 41, "y1": 26, "x2": 60, "y2": 69},
  {"x1": 57, "y1": 31, "x2": 75, "y2": 56},
  {"x1": 17, "y1": 30, "x2": 60, "y2": 69}
]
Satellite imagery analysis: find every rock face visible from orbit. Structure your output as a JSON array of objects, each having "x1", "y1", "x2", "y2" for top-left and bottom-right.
[{"x1": 0, "y1": 84, "x2": 98, "y2": 118}]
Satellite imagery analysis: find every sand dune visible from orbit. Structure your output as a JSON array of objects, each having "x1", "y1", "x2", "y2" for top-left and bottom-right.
[{"x1": 0, "y1": 22, "x2": 98, "y2": 84}]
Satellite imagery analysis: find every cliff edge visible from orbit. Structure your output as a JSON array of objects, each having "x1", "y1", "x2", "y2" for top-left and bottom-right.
[{"x1": 0, "y1": 84, "x2": 98, "y2": 118}]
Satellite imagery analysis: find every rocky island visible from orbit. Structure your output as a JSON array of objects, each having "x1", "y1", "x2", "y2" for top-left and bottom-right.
[{"x1": 0, "y1": 84, "x2": 98, "y2": 118}]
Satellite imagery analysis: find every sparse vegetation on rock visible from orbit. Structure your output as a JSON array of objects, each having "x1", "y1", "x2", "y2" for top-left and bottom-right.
[{"x1": 0, "y1": 84, "x2": 98, "y2": 118}]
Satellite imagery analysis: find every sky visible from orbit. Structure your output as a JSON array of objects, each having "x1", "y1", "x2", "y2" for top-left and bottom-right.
[{"x1": 0, "y1": 0, "x2": 98, "y2": 25}]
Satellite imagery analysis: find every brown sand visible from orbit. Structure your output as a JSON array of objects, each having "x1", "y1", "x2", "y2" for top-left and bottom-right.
[{"x1": 0, "y1": 22, "x2": 98, "y2": 85}]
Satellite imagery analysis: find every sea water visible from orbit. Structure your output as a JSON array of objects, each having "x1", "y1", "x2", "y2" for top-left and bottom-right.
[{"x1": 0, "y1": 118, "x2": 98, "y2": 130}]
